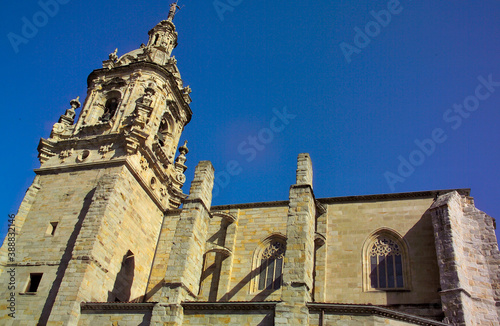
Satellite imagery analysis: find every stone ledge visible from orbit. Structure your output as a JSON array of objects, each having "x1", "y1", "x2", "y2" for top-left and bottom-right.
[
  {"x1": 319, "y1": 189, "x2": 470, "y2": 204},
  {"x1": 34, "y1": 157, "x2": 127, "y2": 175},
  {"x1": 182, "y1": 301, "x2": 278, "y2": 311},
  {"x1": 210, "y1": 189, "x2": 470, "y2": 210},
  {"x1": 307, "y1": 303, "x2": 448, "y2": 326},
  {"x1": 81, "y1": 302, "x2": 156, "y2": 311}
]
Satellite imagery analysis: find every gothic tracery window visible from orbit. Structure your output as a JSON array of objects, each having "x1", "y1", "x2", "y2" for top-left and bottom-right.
[
  {"x1": 257, "y1": 240, "x2": 286, "y2": 291},
  {"x1": 368, "y1": 236, "x2": 406, "y2": 290}
]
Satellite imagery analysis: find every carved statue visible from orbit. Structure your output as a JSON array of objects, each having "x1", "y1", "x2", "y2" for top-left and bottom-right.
[{"x1": 142, "y1": 88, "x2": 155, "y2": 106}]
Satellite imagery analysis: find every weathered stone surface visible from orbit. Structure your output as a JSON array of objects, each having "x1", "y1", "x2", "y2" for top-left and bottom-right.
[
  {"x1": 1, "y1": 6, "x2": 498, "y2": 326},
  {"x1": 430, "y1": 191, "x2": 500, "y2": 326}
]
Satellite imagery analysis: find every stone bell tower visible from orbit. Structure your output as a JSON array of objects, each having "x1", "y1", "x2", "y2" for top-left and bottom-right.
[
  {"x1": 0, "y1": 4, "x2": 193, "y2": 325},
  {"x1": 41, "y1": 1, "x2": 192, "y2": 209}
]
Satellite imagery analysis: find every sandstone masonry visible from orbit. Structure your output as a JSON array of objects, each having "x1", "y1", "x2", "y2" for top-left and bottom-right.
[{"x1": 0, "y1": 3, "x2": 498, "y2": 326}]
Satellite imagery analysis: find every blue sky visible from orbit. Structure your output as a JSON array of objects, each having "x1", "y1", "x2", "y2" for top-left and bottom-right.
[{"x1": 1, "y1": 1, "x2": 499, "y2": 244}]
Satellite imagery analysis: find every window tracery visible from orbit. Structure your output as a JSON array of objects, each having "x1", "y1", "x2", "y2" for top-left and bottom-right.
[
  {"x1": 363, "y1": 230, "x2": 409, "y2": 292},
  {"x1": 257, "y1": 239, "x2": 285, "y2": 291},
  {"x1": 369, "y1": 237, "x2": 404, "y2": 289}
]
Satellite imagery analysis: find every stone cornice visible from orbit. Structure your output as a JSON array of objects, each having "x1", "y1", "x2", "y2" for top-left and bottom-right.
[
  {"x1": 81, "y1": 302, "x2": 156, "y2": 311},
  {"x1": 210, "y1": 189, "x2": 471, "y2": 210},
  {"x1": 439, "y1": 287, "x2": 472, "y2": 298},
  {"x1": 80, "y1": 301, "x2": 279, "y2": 312},
  {"x1": 319, "y1": 189, "x2": 470, "y2": 204},
  {"x1": 35, "y1": 158, "x2": 128, "y2": 175},
  {"x1": 44, "y1": 133, "x2": 121, "y2": 149},
  {"x1": 35, "y1": 157, "x2": 171, "y2": 212},
  {"x1": 307, "y1": 303, "x2": 448, "y2": 326},
  {"x1": 165, "y1": 208, "x2": 182, "y2": 216},
  {"x1": 181, "y1": 301, "x2": 278, "y2": 311}
]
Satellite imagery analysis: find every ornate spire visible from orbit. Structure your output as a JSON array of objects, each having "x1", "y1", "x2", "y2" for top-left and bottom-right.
[
  {"x1": 101, "y1": 1, "x2": 183, "y2": 67},
  {"x1": 167, "y1": 1, "x2": 181, "y2": 22}
]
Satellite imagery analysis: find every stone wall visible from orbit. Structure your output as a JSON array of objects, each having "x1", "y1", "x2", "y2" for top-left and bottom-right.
[
  {"x1": 145, "y1": 210, "x2": 181, "y2": 302},
  {"x1": 0, "y1": 166, "x2": 120, "y2": 325},
  {"x1": 205, "y1": 204, "x2": 289, "y2": 302},
  {"x1": 324, "y1": 197, "x2": 442, "y2": 311},
  {"x1": 430, "y1": 191, "x2": 500, "y2": 326},
  {"x1": 79, "y1": 305, "x2": 152, "y2": 326},
  {"x1": 0, "y1": 162, "x2": 165, "y2": 325},
  {"x1": 183, "y1": 310, "x2": 273, "y2": 325},
  {"x1": 45, "y1": 164, "x2": 164, "y2": 325},
  {"x1": 309, "y1": 313, "x2": 430, "y2": 326},
  {"x1": 308, "y1": 303, "x2": 448, "y2": 326}
]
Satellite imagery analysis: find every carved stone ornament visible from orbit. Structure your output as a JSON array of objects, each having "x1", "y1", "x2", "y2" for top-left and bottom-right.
[
  {"x1": 160, "y1": 186, "x2": 168, "y2": 197},
  {"x1": 175, "y1": 173, "x2": 186, "y2": 184},
  {"x1": 52, "y1": 123, "x2": 66, "y2": 134},
  {"x1": 142, "y1": 87, "x2": 155, "y2": 107},
  {"x1": 59, "y1": 148, "x2": 74, "y2": 161},
  {"x1": 167, "y1": 56, "x2": 177, "y2": 65},
  {"x1": 51, "y1": 97, "x2": 81, "y2": 138},
  {"x1": 140, "y1": 156, "x2": 149, "y2": 171},
  {"x1": 109, "y1": 48, "x2": 118, "y2": 62},
  {"x1": 178, "y1": 108, "x2": 186, "y2": 122},
  {"x1": 76, "y1": 150, "x2": 91, "y2": 162},
  {"x1": 175, "y1": 140, "x2": 188, "y2": 167},
  {"x1": 99, "y1": 143, "x2": 114, "y2": 158}
]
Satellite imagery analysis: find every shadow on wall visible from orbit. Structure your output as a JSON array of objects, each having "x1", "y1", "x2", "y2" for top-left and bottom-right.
[
  {"x1": 386, "y1": 210, "x2": 443, "y2": 321},
  {"x1": 108, "y1": 250, "x2": 135, "y2": 302},
  {"x1": 38, "y1": 188, "x2": 96, "y2": 325},
  {"x1": 221, "y1": 258, "x2": 280, "y2": 302}
]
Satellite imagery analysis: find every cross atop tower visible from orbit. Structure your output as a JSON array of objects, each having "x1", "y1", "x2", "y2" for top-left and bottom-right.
[{"x1": 167, "y1": 1, "x2": 181, "y2": 22}]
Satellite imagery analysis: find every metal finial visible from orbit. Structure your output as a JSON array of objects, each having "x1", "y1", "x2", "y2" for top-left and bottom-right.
[{"x1": 167, "y1": 1, "x2": 181, "y2": 22}]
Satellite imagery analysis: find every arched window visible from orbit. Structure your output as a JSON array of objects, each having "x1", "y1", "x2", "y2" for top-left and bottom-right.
[
  {"x1": 157, "y1": 113, "x2": 173, "y2": 147},
  {"x1": 363, "y1": 230, "x2": 409, "y2": 291},
  {"x1": 254, "y1": 237, "x2": 286, "y2": 291},
  {"x1": 101, "y1": 97, "x2": 119, "y2": 122}
]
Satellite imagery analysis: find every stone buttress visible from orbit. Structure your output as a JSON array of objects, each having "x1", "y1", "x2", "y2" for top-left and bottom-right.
[
  {"x1": 430, "y1": 191, "x2": 500, "y2": 326},
  {"x1": 151, "y1": 161, "x2": 214, "y2": 325},
  {"x1": 275, "y1": 153, "x2": 319, "y2": 325}
]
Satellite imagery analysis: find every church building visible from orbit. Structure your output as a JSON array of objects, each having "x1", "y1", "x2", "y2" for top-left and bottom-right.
[{"x1": 1, "y1": 4, "x2": 499, "y2": 326}]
